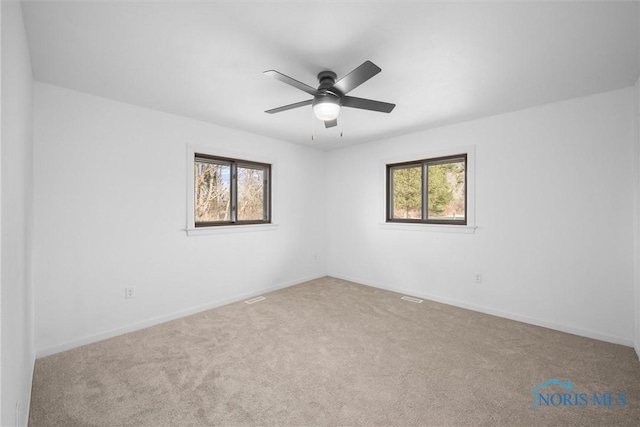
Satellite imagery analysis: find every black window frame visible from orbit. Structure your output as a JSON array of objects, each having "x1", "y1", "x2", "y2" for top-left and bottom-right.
[
  {"x1": 386, "y1": 154, "x2": 467, "y2": 225},
  {"x1": 194, "y1": 153, "x2": 271, "y2": 227}
]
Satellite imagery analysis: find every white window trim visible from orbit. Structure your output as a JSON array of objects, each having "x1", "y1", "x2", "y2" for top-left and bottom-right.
[
  {"x1": 185, "y1": 144, "x2": 278, "y2": 236},
  {"x1": 186, "y1": 223, "x2": 279, "y2": 237},
  {"x1": 380, "y1": 144, "x2": 476, "y2": 234}
]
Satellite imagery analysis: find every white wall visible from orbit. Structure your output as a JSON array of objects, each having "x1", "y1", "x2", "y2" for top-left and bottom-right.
[
  {"x1": 327, "y1": 87, "x2": 636, "y2": 346},
  {"x1": 27, "y1": 51, "x2": 640, "y2": 360},
  {"x1": 33, "y1": 83, "x2": 326, "y2": 355},
  {"x1": 1, "y1": 1, "x2": 35, "y2": 425}
]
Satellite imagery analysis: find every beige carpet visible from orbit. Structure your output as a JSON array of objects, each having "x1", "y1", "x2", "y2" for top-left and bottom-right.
[{"x1": 29, "y1": 277, "x2": 640, "y2": 426}]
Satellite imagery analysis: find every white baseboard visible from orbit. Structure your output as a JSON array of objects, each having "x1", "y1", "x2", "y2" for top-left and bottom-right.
[
  {"x1": 23, "y1": 351, "x2": 36, "y2": 425},
  {"x1": 329, "y1": 273, "x2": 635, "y2": 348},
  {"x1": 16, "y1": 350, "x2": 37, "y2": 426},
  {"x1": 37, "y1": 273, "x2": 636, "y2": 358},
  {"x1": 36, "y1": 274, "x2": 326, "y2": 358}
]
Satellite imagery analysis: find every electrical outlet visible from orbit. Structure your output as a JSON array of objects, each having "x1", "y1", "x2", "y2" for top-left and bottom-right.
[
  {"x1": 125, "y1": 287, "x2": 136, "y2": 299},
  {"x1": 474, "y1": 274, "x2": 483, "y2": 284}
]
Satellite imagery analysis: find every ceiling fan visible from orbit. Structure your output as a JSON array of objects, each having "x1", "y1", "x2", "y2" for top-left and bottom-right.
[{"x1": 264, "y1": 60, "x2": 395, "y2": 128}]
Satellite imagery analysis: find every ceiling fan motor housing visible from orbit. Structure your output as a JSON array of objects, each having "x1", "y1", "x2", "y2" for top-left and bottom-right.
[
  {"x1": 313, "y1": 70, "x2": 342, "y2": 118},
  {"x1": 317, "y1": 71, "x2": 338, "y2": 90}
]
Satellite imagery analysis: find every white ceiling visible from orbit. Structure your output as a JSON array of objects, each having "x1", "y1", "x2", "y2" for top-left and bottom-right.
[{"x1": 21, "y1": 1, "x2": 640, "y2": 150}]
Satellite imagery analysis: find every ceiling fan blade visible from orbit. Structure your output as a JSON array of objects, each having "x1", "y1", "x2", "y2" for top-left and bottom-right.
[
  {"x1": 332, "y1": 61, "x2": 381, "y2": 95},
  {"x1": 324, "y1": 119, "x2": 338, "y2": 128},
  {"x1": 264, "y1": 70, "x2": 318, "y2": 96},
  {"x1": 265, "y1": 99, "x2": 313, "y2": 114},
  {"x1": 342, "y1": 96, "x2": 395, "y2": 113}
]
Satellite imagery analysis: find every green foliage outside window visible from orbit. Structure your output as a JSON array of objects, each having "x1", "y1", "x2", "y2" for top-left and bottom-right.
[
  {"x1": 388, "y1": 155, "x2": 466, "y2": 224},
  {"x1": 392, "y1": 166, "x2": 421, "y2": 219}
]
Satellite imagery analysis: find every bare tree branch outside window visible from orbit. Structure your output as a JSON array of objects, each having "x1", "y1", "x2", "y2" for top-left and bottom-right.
[{"x1": 194, "y1": 154, "x2": 270, "y2": 226}]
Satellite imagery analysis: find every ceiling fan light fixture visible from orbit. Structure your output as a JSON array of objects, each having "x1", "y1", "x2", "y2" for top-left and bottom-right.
[{"x1": 312, "y1": 95, "x2": 341, "y2": 121}]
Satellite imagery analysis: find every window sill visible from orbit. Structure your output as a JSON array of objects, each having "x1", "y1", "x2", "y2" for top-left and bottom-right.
[
  {"x1": 379, "y1": 222, "x2": 477, "y2": 234},
  {"x1": 186, "y1": 223, "x2": 279, "y2": 236}
]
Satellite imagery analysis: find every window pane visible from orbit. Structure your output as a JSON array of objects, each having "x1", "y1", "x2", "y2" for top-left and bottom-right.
[
  {"x1": 194, "y1": 160, "x2": 231, "y2": 222},
  {"x1": 237, "y1": 166, "x2": 265, "y2": 221},
  {"x1": 391, "y1": 165, "x2": 422, "y2": 219},
  {"x1": 427, "y1": 159, "x2": 465, "y2": 222}
]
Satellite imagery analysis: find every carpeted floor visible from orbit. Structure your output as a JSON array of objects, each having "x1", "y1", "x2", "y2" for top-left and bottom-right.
[{"x1": 29, "y1": 276, "x2": 640, "y2": 426}]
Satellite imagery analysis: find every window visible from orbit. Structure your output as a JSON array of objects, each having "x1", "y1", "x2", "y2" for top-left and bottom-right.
[
  {"x1": 387, "y1": 154, "x2": 467, "y2": 225},
  {"x1": 194, "y1": 153, "x2": 271, "y2": 227}
]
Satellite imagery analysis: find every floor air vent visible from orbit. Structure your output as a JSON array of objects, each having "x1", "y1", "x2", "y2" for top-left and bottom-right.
[
  {"x1": 245, "y1": 296, "x2": 266, "y2": 304},
  {"x1": 401, "y1": 296, "x2": 423, "y2": 303}
]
